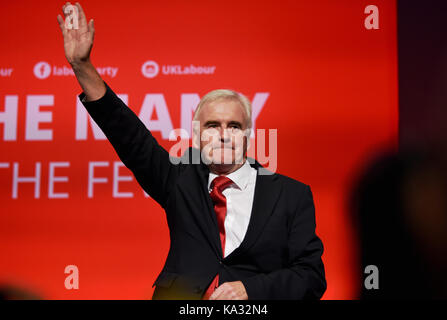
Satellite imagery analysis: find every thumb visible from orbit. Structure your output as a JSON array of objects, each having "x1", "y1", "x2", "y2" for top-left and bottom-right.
[
  {"x1": 88, "y1": 19, "x2": 95, "y2": 39},
  {"x1": 88, "y1": 19, "x2": 95, "y2": 33}
]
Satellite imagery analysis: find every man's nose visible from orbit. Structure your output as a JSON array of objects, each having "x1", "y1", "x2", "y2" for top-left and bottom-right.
[{"x1": 220, "y1": 127, "x2": 231, "y2": 142}]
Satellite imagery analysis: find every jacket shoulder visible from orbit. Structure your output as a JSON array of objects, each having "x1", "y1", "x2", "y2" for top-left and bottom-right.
[{"x1": 270, "y1": 171, "x2": 309, "y2": 192}]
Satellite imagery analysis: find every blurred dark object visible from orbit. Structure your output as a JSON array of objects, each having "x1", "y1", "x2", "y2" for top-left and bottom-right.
[
  {"x1": 398, "y1": 0, "x2": 447, "y2": 149},
  {"x1": 0, "y1": 284, "x2": 41, "y2": 300},
  {"x1": 351, "y1": 146, "x2": 447, "y2": 299},
  {"x1": 362, "y1": 0, "x2": 447, "y2": 299}
]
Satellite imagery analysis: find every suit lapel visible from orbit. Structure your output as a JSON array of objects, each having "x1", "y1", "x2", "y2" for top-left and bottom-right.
[
  {"x1": 177, "y1": 150, "x2": 282, "y2": 261},
  {"x1": 226, "y1": 162, "x2": 282, "y2": 260},
  {"x1": 176, "y1": 149, "x2": 222, "y2": 257}
]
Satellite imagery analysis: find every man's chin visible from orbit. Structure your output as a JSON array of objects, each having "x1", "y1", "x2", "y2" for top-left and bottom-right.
[
  {"x1": 208, "y1": 162, "x2": 241, "y2": 175},
  {"x1": 208, "y1": 150, "x2": 233, "y2": 164}
]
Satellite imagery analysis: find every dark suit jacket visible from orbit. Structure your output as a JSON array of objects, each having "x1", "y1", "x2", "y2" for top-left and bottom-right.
[{"x1": 79, "y1": 82, "x2": 326, "y2": 300}]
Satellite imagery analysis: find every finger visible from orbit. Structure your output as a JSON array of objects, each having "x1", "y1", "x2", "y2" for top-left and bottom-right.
[
  {"x1": 56, "y1": 14, "x2": 65, "y2": 32},
  {"x1": 62, "y1": 2, "x2": 77, "y2": 30},
  {"x1": 210, "y1": 285, "x2": 228, "y2": 300},
  {"x1": 209, "y1": 286, "x2": 224, "y2": 300},
  {"x1": 88, "y1": 19, "x2": 95, "y2": 37},
  {"x1": 75, "y1": 2, "x2": 88, "y2": 27},
  {"x1": 214, "y1": 290, "x2": 231, "y2": 300},
  {"x1": 62, "y1": 2, "x2": 72, "y2": 17}
]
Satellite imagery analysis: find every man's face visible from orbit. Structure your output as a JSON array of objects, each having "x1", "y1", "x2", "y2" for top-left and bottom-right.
[{"x1": 195, "y1": 99, "x2": 249, "y2": 168}]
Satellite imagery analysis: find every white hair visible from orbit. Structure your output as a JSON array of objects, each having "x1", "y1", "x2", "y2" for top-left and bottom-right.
[{"x1": 193, "y1": 89, "x2": 252, "y2": 128}]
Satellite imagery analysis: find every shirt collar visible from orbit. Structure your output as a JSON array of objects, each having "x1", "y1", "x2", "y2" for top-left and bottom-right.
[{"x1": 208, "y1": 160, "x2": 252, "y2": 191}]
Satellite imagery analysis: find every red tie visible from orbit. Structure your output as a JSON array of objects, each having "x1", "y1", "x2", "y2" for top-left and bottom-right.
[{"x1": 203, "y1": 176, "x2": 233, "y2": 300}]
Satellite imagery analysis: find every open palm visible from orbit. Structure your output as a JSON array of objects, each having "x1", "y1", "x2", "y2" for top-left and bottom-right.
[{"x1": 57, "y1": 2, "x2": 94, "y2": 65}]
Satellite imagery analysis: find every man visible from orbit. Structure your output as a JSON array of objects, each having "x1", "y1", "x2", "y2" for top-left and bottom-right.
[{"x1": 57, "y1": 2, "x2": 326, "y2": 300}]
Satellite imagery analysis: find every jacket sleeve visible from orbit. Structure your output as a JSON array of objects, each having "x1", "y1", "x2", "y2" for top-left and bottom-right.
[
  {"x1": 79, "y1": 82, "x2": 178, "y2": 208},
  {"x1": 242, "y1": 185, "x2": 327, "y2": 300}
]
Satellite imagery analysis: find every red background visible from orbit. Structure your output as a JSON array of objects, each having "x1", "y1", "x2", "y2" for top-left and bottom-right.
[{"x1": 0, "y1": 0, "x2": 398, "y2": 299}]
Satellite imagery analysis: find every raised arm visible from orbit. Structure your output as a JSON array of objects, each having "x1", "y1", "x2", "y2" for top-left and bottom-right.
[
  {"x1": 57, "y1": 2, "x2": 180, "y2": 207},
  {"x1": 57, "y1": 2, "x2": 105, "y2": 101}
]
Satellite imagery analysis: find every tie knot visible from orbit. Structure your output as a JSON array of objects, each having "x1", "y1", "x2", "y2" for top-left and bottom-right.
[{"x1": 211, "y1": 176, "x2": 233, "y2": 193}]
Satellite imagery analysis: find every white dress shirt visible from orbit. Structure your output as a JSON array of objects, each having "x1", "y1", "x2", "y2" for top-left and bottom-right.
[{"x1": 208, "y1": 160, "x2": 257, "y2": 257}]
